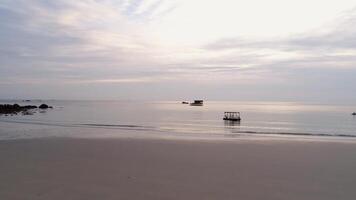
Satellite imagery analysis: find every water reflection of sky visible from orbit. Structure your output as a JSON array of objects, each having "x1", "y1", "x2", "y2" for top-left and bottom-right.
[{"x1": 1, "y1": 100, "x2": 356, "y2": 138}]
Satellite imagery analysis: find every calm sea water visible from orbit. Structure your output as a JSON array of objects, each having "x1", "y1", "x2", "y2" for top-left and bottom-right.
[{"x1": 1, "y1": 100, "x2": 356, "y2": 140}]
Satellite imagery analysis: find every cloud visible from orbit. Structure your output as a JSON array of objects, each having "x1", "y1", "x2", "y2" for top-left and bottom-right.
[
  {"x1": 200, "y1": 6, "x2": 356, "y2": 73},
  {"x1": 1, "y1": 0, "x2": 356, "y2": 101},
  {"x1": 0, "y1": 0, "x2": 177, "y2": 83}
]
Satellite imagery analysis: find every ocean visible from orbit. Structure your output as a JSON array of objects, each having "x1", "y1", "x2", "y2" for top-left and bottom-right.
[{"x1": 1, "y1": 100, "x2": 356, "y2": 140}]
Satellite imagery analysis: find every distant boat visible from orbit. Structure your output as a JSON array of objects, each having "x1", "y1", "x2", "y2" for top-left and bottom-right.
[
  {"x1": 223, "y1": 112, "x2": 241, "y2": 121},
  {"x1": 190, "y1": 100, "x2": 203, "y2": 106},
  {"x1": 182, "y1": 101, "x2": 189, "y2": 104},
  {"x1": 352, "y1": 112, "x2": 356, "y2": 116}
]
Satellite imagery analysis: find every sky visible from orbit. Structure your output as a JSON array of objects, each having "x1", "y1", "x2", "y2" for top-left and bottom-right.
[{"x1": 1, "y1": 0, "x2": 356, "y2": 102}]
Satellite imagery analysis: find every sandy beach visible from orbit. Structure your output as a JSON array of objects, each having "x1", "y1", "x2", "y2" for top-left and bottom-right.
[{"x1": 0, "y1": 137, "x2": 356, "y2": 200}]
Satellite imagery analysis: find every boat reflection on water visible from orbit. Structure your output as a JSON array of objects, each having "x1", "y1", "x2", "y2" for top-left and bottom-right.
[
  {"x1": 224, "y1": 120, "x2": 241, "y2": 126},
  {"x1": 223, "y1": 120, "x2": 241, "y2": 135}
]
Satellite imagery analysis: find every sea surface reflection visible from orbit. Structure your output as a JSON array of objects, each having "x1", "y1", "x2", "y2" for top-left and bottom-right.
[{"x1": 1, "y1": 100, "x2": 356, "y2": 139}]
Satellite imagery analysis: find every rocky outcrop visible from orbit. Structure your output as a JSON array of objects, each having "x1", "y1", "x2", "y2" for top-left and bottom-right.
[
  {"x1": 39, "y1": 104, "x2": 49, "y2": 109},
  {"x1": 0, "y1": 104, "x2": 37, "y2": 115}
]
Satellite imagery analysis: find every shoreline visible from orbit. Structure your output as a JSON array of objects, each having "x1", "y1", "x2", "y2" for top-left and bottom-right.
[{"x1": 1, "y1": 120, "x2": 356, "y2": 143}]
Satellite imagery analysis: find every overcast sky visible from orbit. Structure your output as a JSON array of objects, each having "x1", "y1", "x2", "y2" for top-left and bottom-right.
[{"x1": 1, "y1": 0, "x2": 356, "y2": 102}]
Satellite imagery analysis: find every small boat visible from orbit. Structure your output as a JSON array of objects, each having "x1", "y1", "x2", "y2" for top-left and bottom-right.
[
  {"x1": 190, "y1": 100, "x2": 203, "y2": 106},
  {"x1": 182, "y1": 101, "x2": 189, "y2": 104},
  {"x1": 352, "y1": 112, "x2": 356, "y2": 116},
  {"x1": 223, "y1": 112, "x2": 241, "y2": 121}
]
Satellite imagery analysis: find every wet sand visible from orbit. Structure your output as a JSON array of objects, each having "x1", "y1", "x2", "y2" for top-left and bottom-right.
[{"x1": 0, "y1": 137, "x2": 356, "y2": 200}]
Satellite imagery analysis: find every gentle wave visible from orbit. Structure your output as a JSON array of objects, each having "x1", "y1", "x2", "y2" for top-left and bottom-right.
[
  {"x1": 0, "y1": 119, "x2": 158, "y2": 132},
  {"x1": 233, "y1": 131, "x2": 356, "y2": 138},
  {"x1": 79, "y1": 123, "x2": 158, "y2": 131},
  {"x1": 80, "y1": 123, "x2": 154, "y2": 129}
]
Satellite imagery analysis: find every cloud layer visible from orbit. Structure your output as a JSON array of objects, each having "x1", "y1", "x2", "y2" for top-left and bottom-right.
[{"x1": 1, "y1": 0, "x2": 356, "y2": 101}]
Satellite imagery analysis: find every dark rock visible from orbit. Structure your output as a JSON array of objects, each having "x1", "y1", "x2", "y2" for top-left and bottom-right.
[
  {"x1": 0, "y1": 103, "x2": 52, "y2": 116},
  {"x1": 23, "y1": 105, "x2": 37, "y2": 109},
  {"x1": 0, "y1": 104, "x2": 37, "y2": 115},
  {"x1": 39, "y1": 104, "x2": 49, "y2": 109}
]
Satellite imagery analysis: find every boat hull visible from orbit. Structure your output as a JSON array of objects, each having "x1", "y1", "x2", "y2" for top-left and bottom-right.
[{"x1": 223, "y1": 118, "x2": 241, "y2": 121}]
